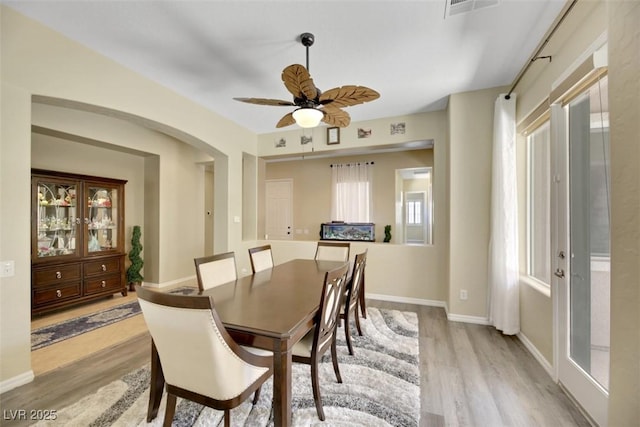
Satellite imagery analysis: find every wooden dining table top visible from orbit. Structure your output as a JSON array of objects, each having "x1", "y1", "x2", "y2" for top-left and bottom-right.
[{"x1": 199, "y1": 258, "x2": 348, "y2": 341}]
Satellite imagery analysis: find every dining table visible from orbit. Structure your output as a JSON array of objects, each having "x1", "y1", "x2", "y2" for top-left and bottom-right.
[{"x1": 145, "y1": 258, "x2": 348, "y2": 427}]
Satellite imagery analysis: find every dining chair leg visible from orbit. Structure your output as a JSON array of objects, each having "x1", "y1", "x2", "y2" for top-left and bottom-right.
[
  {"x1": 354, "y1": 303, "x2": 363, "y2": 336},
  {"x1": 252, "y1": 386, "x2": 261, "y2": 404},
  {"x1": 359, "y1": 274, "x2": 367, "y2": 319},
  {"x1": 344, "y1": 310, "x2": 355, "y2": 356},
  {"x1": 311, "y1": 357, "x2": 325, "y2": 421},
  {"x1": 224, "y1": 409, "x2": 231, "y2": 427},
  {"x1": 163, "y1": 394, "x2": 177, "y2": 427},
  {"x1": 330, "y1": 338, "x2": 343, "y2": 383}
]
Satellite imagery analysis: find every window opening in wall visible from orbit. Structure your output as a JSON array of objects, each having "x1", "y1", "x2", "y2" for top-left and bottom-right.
[
  {"x1": 330, "y1": 162, "x2": 373, "y2": 222},
  {"x1": 396, "y1": 167, "x2": 433, "y2": 245}
]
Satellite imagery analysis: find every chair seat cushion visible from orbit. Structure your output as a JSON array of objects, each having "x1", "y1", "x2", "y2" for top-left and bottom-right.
[
  {"x1": 291, "y1": 329, "x2": 314, "y2": 358},
  {"x1": 241, "y1": 346, "x2": 273, "y2": 357}
]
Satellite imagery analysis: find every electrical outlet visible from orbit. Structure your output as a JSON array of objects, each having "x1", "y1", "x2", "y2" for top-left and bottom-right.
[
  {"x1": 459, "y1": 289, "x2": 468, "y2": 300},
  {"x1": 1, "y1": 260, "x2": 15, "y2": 278}
]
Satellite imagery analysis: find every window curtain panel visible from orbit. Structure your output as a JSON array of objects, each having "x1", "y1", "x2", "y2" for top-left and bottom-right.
[
  {"x1": 488, "y1": 95, "x2": 520, "y2": 335},
  {"x1": 331, "y1": 163, "x2": 373, "y2": 222}
]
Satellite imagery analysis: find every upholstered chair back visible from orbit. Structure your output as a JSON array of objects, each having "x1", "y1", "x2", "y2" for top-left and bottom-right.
[
  {"x1": 314, "y1": 242, "x2": 350, "y2": 263},
  {"x1": 194, "y1": 252, "x2": 237, "y2": 291}
]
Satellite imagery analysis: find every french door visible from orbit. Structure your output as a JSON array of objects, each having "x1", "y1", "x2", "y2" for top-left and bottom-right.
[{"x1": 552, "y1": 75, "x2": 609, "y2": 426}]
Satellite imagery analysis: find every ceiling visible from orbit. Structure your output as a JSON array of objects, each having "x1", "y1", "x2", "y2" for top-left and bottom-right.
[{"x1": 4, "y1": 0, "x2": 566, "y2": 135}]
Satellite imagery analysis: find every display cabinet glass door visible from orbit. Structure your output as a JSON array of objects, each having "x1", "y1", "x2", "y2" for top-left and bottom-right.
[
  {"x1": 35, "y1": 178, "x2": 80, "y2": 259},
  {"x1": 85, "y1": 183, "x2": 121, "y2": 254}
]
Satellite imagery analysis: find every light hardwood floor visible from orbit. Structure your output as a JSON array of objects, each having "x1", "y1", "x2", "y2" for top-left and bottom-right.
[{"x1": 1, "y1": 298, "x2": 590, "y2": 427}]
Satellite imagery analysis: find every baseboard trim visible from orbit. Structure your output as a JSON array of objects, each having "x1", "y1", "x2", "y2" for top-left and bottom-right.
[
  {"x1": 367, "y1": 293, "x2": 446, "y2": 308},
  {"x1": 517, "y1": 331, "x2": 555, "y2": 379},
  {"x1": 446, "y1": 313, "x2": 490, "y2": 325},
  {"x1": 143, "y1": 276, "x2": 197, "y2": 289},
  {"x1": 0, "y1": 370, "x2": 34, "y2": 394}
]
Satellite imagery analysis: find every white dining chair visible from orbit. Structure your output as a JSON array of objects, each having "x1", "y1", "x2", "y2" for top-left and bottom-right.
[
  {"x1": 314, "y1": 241, "x2": 350, "y2": 262},
  {"x1": 136, "y1": 285, "x2": 273, "y2": 427},
  {"x1": 248, "y1": 245, "x2": 274, "y2": 273},
  {"x1": 194, "y1": 252, "x2": 237, "y2": 291}
]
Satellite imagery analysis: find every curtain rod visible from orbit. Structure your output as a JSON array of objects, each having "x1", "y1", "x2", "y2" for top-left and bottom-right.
[
  {"x1": 505, "y1": 0, "x2": 578, "y2": 100},
  {"x1": 330, "y1": 162, "x2": 374, "y2": 167}
]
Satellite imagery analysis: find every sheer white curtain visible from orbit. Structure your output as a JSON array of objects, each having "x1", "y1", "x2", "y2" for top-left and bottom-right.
[
  {"x1": 488, "y1": 94, "x2": 520, "y2": 335},
  {"x1": 331, "y1": 162, "x2": 373, "y2": 222}
]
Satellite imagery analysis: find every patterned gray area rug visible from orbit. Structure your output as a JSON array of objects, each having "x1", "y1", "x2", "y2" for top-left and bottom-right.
[
  {"x1": 31, "y1": 287, "x2": 196, "y2": 351},
  {"x1": 34, "y1": 308, "x2": 420, "y2": 426}
]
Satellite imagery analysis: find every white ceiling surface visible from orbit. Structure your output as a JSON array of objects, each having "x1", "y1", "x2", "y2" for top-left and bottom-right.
[{"x1": 4, "y1": 0, "x2": 566, "y2": 135}]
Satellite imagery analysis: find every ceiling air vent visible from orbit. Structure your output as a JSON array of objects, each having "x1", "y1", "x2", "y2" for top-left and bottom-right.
[{"x1": 446, "y1": 0, "x2": 500, "y2": 17}]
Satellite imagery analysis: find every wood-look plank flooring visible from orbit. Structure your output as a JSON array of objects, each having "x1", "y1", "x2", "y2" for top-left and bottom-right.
[{"x1": 1, "y1": 298, "x2": 590, "y2": 427}]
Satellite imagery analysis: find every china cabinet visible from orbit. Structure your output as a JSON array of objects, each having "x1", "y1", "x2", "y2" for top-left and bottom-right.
[{"x1": 31, "y1": 169, "x2": 128, "y2": 315}]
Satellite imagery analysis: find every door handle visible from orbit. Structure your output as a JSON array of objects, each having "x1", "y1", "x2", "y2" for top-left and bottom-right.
[{"x1": 554, "y1": 268, "x2": 565, "y2": 278}]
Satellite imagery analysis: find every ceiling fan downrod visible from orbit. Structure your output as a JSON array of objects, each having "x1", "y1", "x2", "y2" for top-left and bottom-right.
[{"x1": 300, "y1": 32, "x2": 314, "y2": 71}]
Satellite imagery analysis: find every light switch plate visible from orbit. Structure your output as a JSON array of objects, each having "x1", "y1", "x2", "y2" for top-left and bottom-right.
[{"x1": 1, "y1": 260, "x2": 15, "y2": 277}]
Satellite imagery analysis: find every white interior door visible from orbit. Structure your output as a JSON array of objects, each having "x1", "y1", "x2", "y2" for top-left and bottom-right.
[
  {"x1": 265, "y1": 179, "x2": 292, "y2": 240},
  {"x1": 552, "y1": 76, "x2": 610, "y2": 426}
]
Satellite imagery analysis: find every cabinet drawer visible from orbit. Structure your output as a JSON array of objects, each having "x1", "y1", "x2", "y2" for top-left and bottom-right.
[
  {"x1": 33, "y1": 282, "x2": 82, "y2": 306},
  {"x1": 84, "y1": 275, "x2": 123, "y2": 295},
  {"x1": 33, "y1": 264, "x2": 81, "y2": 287},
  {"x1": 84, "y1": 257, "x2": 121, "y2": 277}
]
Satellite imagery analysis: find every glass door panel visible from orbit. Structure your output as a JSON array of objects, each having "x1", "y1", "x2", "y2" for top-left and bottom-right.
[
  {"x1": 85, "y1": 184, "x2": 121, "y2": 254},
  {"x1": 568, "y1": 78, "x2": 610, "y2": 390},
  {"x1": 35, "y1": 179, "x2": 80, "y2": 259}
]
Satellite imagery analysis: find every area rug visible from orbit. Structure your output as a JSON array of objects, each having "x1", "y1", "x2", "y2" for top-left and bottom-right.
[
  {"x1": 34, "y1": 308, "x2": 420, "y2": 427},
  {"x1": 31, "y1": 287, "x2": 196, "y2": 351}
]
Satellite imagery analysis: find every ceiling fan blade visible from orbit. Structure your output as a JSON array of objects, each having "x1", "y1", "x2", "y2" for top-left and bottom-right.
[
  {"x1": 233, "y1": 97, "x2": 295, "y2": 106},
  {"x1": 276, "y1": 112, "x2": 296, "y2": 128},
  {"x1": 282, "y1": 64, "x2": 318, "y2": 101},
  {"x1": 319, "y1": 85, "x2": 380, "y2": 108},
  {"x1": 321, "y1": 106, "x2": 351, "y2": 127}
]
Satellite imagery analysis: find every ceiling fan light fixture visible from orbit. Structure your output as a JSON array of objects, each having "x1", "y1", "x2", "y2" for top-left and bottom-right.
[{"x1": 292, "y1": 107, "x2": 323, "y2": 128}]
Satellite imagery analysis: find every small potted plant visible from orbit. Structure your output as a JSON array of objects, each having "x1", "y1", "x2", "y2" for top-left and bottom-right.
[
  {"x1": 384, "y1": 225, "x2": 392, "y2": 243},
  {"x1": 127, "y1": 225, "x2": 144, "y2": 291}
]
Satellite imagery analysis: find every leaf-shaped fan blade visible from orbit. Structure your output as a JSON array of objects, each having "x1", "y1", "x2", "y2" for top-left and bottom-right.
[
  {"x1": 319, "y1": 85, "x2": 380, "y2": 108},
  {"x1": 321, "y1": 106, "x2": 351, "y2": 128},
  {"x1": 233, "y1": 97, "x2": 295, "y2": 106},
  {"x1": 282, "y1": 64, "x2": 318, "y2": 101},
  {"x1": 276, "y1": 112, "x2": 297, "y2": 128}
]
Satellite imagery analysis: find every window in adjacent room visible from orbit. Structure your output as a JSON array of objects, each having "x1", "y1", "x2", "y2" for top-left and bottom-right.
[
  {"x1": 406, "y1": 199, "x2": 422, "y2": 225},
  {"x1": 527, "y1": 121, "x2": 551, "y2": 285},
  {"x1": 330, "y1": 162, "x2": 373, "y2": 222}
]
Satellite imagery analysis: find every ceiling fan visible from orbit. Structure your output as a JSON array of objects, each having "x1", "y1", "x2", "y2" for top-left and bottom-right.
[{"x1": 234, "y1": 32, "x2": 380, "y2": 129}]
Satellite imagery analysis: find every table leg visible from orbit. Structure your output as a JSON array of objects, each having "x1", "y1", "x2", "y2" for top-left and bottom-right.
[
  {"x1": 147, "y1": 340, "x2": 165, "y2": 422},
  {"x1": 272, "y1": 345, "x2": 292, "y2": 427}
]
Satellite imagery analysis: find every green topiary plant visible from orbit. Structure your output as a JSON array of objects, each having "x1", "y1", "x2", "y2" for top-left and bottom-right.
[
  {"x1": 127, "y1": 225, "x2": 144, "y2": 290},
  {"x1": 384, "y1": 224, "x2": 392, "y2": 242}
]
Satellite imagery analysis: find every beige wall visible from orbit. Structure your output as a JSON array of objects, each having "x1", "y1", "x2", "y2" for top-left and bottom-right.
[
  {"x1": 447, "y1": 85, "x2": 508, "y2": 318},
  {"x1": 0, "y1": 6, "x2": 254, "y2": 388},
  {"x1": 607, "y1": 1, "x2": 640, "y2": 425},
  {"x1": 257, "y1": 111, "x2": 445, "y2": 158},
  {"x1": 264, "y1": 149, "x2": 433, "y2": 242},
  {"x1": 30, "y1": 104, "x2": 212, "y2": 283}
]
